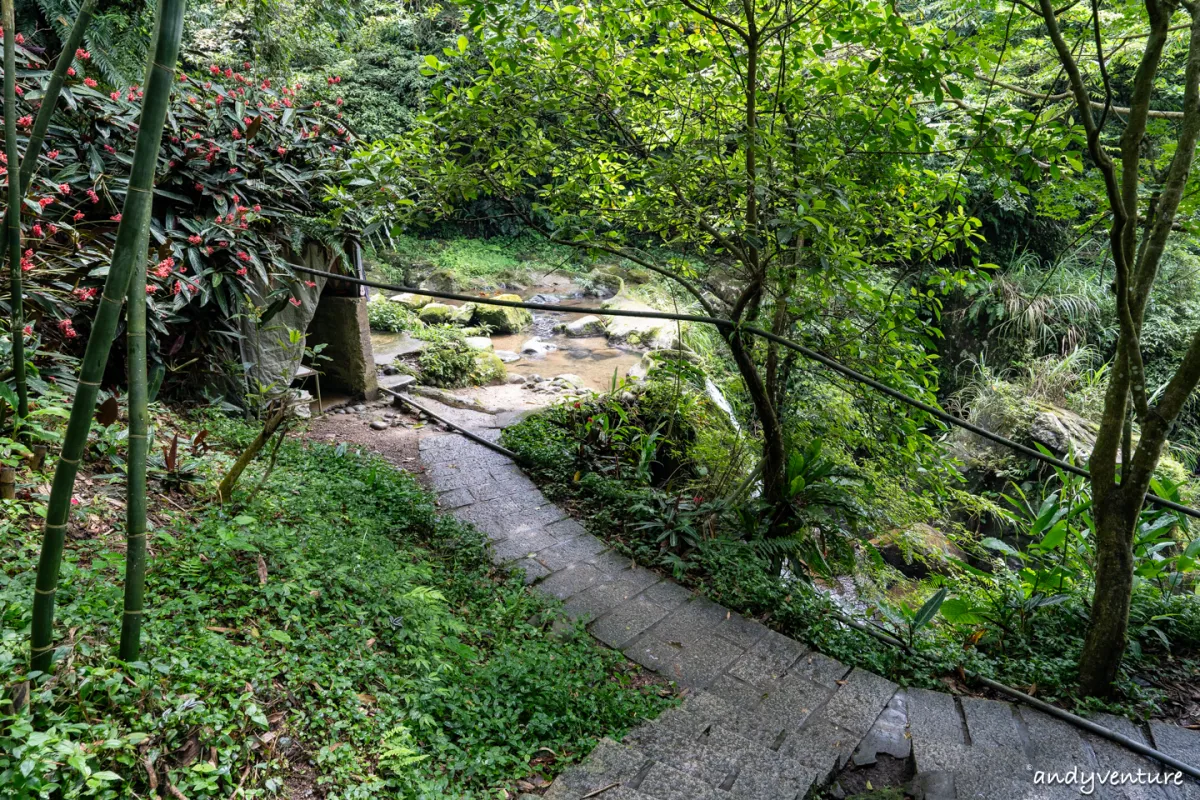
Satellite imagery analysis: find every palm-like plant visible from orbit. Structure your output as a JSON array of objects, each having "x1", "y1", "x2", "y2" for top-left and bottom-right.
[{"x1": 30, "y1": 0, "x2": 186, "y2": 675}]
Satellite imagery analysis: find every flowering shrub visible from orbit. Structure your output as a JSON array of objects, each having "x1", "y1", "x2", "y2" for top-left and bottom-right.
[{"x1": 2, "y1": 35, "x2": 353, "y2": 360}]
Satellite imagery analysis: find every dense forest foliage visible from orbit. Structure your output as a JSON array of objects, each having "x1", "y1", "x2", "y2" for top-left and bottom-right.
[{"x1": 2, "y1": 0, "x2": 1200, "y2": 796}]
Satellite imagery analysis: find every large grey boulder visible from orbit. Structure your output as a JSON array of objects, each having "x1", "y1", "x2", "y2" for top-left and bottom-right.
[
  {"x1": 418, "y1": 303, "x2": 455, "y2": 324},
  {"x1": 566, "y1": 315, "x2": 606, "y2": 337},
  {"x1": 390, "y1": 292, "x2": 430, "y2": 309},
  {"x1": 601, "y1": 296, "x2": 682, "y2": 349},
  {"x1": 472, "y1": 293, "x2": 532, "y2": 334}
]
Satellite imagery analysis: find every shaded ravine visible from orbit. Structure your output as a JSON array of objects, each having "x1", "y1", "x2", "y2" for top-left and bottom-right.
[{"x1": 410, "y1": 398, "x2": 1200, "y2": 800}]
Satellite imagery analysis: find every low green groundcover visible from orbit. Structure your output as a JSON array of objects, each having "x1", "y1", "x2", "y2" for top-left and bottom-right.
[{"x1": 1, "y1": 420, "x2": 670, "y2": 799}]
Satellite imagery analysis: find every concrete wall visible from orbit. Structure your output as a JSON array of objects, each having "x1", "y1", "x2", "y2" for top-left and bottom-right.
[{"x1": 306, "y1": 295, "x2": 379, "y2": 400}]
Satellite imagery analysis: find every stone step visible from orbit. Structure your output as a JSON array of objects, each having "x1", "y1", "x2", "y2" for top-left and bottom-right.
[{"x1": 543, "y1": 738, "x2": 651, "y2": 800}]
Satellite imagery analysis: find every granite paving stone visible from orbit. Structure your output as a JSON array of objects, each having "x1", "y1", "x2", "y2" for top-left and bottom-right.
[
  {"x1": 785, "y1": 649, "x2": 851, "y2": 689},
  {"x1": 623, "y1": 633, "x2": 743, "y2": 688},
  {"x1": 435, "y1": 486, "x2": 475, "y2": 509},
  {"x1": 727, "y1": 629, "x2": 809, "y2": 687},
  {"x1": 961, "y1": 696, "x2": 1023, "y2": 749},
  {"x1": 535, "y1": 535, "x2": 610, "y2": 571},
  {"x1": 634, "y1": 761, "x2": 725, "y2": 800},
  {"x1": 905, "y1": 686, "x2": 966, "y2": 746},
  {"x1": 622, "y1": 721, "x2": 733, "y2": 786},
  {"x1": 546, "y1": 517, "x2": 588, "y2": 540},
  {"x1": 640, "y1": 596, "x2": 730, "y2": 646},
  {"x1": 640, "y1": 580, "x2": 693, "y2": 610},
  {"x1": 562, "y1": 577, "x2": 651, "y2": 623},
  {"x1": 853, "y1": 690, "x2": 911, "y2": 766},
  {"x1": 820, "y1": 667, "x2": 898, "y2": 735},
  {"x1": 590, "y1": 594, "x2": 673, "y2": 649},
  {"x1": 712, "y1": 610, "x2": 770, "y2": 650},
  {"x1": 537, "y1": 562, "x2": 605, "y2": 600},
  {"x1": 777, "y1": 717, "x2": 862, "y2": 781},
  {"x1": 753, "y1": 674, "x2": 833, "y2": 737}
]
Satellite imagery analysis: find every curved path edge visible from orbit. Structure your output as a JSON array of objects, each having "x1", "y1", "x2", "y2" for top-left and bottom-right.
[{"x1": 415, "y1": 414, "x2": 1200, "y2": 800}]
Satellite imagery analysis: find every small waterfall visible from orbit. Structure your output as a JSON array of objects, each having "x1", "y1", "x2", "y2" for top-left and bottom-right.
[{"x1": 704, "y1": 377, "x2": 740, "y2": 431}]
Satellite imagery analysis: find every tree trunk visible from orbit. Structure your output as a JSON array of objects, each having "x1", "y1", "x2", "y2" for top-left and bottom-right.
[
  {"x1": 3, "y1": 0, "x2": 28, "y2": 421},
  {"x1": 726, "y1": 329, "x2": 788, "y2": 530},
  {"x1": 1077, "y1": 490, "x2": 1138, "y2": 696},
  {"x1": 29, "y1": 0, "x2": 185, "y2": 676},
  {"x1": 119, "y1": 253, "x2": 149, "y2": 662}
]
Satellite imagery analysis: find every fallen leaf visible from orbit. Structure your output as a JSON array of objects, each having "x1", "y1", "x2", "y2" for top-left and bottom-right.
[{"x1": 256, "y1": 555, "x2": 268, "y2": 585}]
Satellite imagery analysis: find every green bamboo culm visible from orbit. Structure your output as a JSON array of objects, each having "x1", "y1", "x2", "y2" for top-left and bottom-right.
[
  {"x1": 30, "y1": 0, "x2": 186, "y2": 676},
  {"x1": 16, "y1": 0, "x2": 96, "y2": 196},
  {"x1": 3, "y1": 0, "x2": 28, "y2": 421},
  {"x1": 118, "y1": 250, "x2": 148, "y2": 661}
]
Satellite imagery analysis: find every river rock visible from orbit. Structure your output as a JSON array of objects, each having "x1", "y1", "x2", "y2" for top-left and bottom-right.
[
  {"x1": 529, "y1": 293, "x2": 560, "y2": 304},
  {"x1": 1030, "y1": 407, "x2": 1097, "y2": 458},
  {"x1": 418, "y1": 302, "x2": 455, "y2": 324},
  {"x1": 495, "y1": 350, "x2": 521, "y2": 363},
  {"x1": 507, "y1": 374, "x2": 527, "y2": 384},
  {"x1": 472, "y1": 294, "x2": 532, "y2": 334},
  {"x1": 420, "y1": 269, "x2": 460, "y2": 292},
  {"x1": 465, "y1": 336, "x2": 494, "y2": 352},
  {"x1": 566, "y1": 315, "x2": 606, "y2": 337},
  {"x1": 370, "y1": 420, "x2": 389, "y2": 431},
  {"x1": 521, "y1": 338, "x2": 555, "y2": 356},
  {"x1": 591, "y1": 348, "x2": 623, "y2": 360},
  {"x1": 451, "y1": 303, "x2": 477, "y2": 325},
  {"x1": 869, "y1": 524, "x2": 967, "y2": 579},
  {"x1": 601, "y1": 296, "x2": 682, "y2": 349},
  {"x1": 553, "y1": 374, "x2": 585, "y2": 389},
  {"x1": 390, "y1": 292, "x2": 430, "y2": 309},
  {"x1": 474, "y1": 352, "x2": 507, "y2": 385}
]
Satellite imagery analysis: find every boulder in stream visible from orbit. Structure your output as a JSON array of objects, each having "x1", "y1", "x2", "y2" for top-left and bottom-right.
[
  {"x1": 418, "y1": 302, "x2": 455, "y2": 323},
  {"x1": 390, "y1": 292, "x2": 430, "y2": 309},
  {"x1": 566, "y1": 315, "x2": 606, "y2": 337},
  {"x1": 420, "y1": 269, "x2": 461, "y2": 293},
  {"x1": 495, "y1": 350, "x2": 521, "y2": 363},
  {"x1": 472, "y1": 294, "x2": 532, "y2": 334},
  {"x1": 451, "y1": 303, "x2": 477, "y2": 325},
  {"x1": 601, "y1": 296, "x2": 682, "y2": 349},
  {"x1": 521, "y1": 338, "x2": 555, "y2": 356},
  {"x1": 465, "y1": 336, "x2": 494, "y2": 352}
]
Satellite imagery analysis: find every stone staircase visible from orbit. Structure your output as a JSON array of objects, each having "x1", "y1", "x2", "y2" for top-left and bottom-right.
[{"x1": 411, "y1": 405, "x2": 1200, "y2": 800}]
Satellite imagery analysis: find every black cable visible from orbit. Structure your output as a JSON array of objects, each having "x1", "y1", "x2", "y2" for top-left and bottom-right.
[{"x1": 293, "y1": 264, "x2": 1200, "y2": 520}]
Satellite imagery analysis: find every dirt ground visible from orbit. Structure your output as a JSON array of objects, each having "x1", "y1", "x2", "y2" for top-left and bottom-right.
[{"x1": 303, "y1": 403, "x2": 428, "y2": 479}]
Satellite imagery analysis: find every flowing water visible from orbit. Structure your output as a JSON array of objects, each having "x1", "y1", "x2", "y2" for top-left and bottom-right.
[{"x1": 369, "y1": 284, "x2": 643, "y2": 396}]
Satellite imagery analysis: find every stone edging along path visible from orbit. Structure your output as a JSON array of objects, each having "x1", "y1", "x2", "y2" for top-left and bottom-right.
[{"x1": 413, "y1": 409, "x2": 1200, "y2": 800}]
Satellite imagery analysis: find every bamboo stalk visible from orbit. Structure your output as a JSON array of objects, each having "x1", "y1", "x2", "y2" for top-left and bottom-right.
[
  {"x1": 119, "y1": 246, "x2": 148, "y2": 661},
  {"x1": 30, "y1": 0, "x2": 185, "y2": 675},
  {"x1": 3, "y1": 0, "x2": 27, "y2": 421},
  {"x1": 17, "y1": 0, "x2": 96, "y2": 196}
]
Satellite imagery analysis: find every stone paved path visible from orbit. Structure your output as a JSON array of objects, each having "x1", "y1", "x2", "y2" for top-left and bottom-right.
[{"x1": 413, "y1": 407, "x2": 1200, "y2": 800}]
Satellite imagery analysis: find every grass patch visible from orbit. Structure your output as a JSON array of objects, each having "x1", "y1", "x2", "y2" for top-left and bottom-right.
[{"x1": 1, "y1": 414, "x2": 672, "y2": 799}]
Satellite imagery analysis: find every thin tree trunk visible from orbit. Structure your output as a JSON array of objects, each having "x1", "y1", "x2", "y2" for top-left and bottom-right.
[
  {"x1": 3, "y1": 0, "x2": 27, "y2": 421},
  {"x1": 1077, "y1": 491, "x2": 1138, "y2": 696},
  {"x1": 119, "y1": 255, "x2": 148, "y2": 662},
  {"x1": 30, "y1": 0, "x2": 185, "y2": 675},
  {"x1": 217, "y1": 405, "x2": 287, "y2": 504}
]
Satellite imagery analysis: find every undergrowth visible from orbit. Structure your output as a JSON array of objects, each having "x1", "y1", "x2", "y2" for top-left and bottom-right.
[{"x1": 1, "y1": 413, "x2": 671, "y2": 799}]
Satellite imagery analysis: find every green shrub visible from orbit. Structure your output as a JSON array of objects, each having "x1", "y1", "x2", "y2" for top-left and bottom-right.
[
  {"x1": 368, "y1": 297, "x2": 417, "y2": 333},
  {"x1": 417, "y1": 331, "x2": 478, "y2": 388}
]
